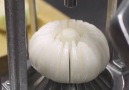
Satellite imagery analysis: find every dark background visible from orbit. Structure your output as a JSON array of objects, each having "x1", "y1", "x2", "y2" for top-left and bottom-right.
[
  {"x1": 45, "y1": 0, "x2": 122, "y2": 32},
  {"x1": 45, "y1": 0, "x2": 107, "y2": 31}
]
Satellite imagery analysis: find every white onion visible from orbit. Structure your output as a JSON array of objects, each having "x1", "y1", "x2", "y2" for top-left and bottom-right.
[{"x1": 29, "y1": 19, "x2": 110, "y2": 84}]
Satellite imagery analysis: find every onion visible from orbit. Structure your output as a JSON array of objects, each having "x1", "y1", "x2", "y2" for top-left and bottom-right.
[{"x1": 29, "y1": 19, "x2": 110, "y2": 84}]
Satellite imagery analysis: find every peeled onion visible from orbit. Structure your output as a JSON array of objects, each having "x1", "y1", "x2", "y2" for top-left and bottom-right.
[{"x1": 29, "y1": 19, "x2": 110, "y2": 84}]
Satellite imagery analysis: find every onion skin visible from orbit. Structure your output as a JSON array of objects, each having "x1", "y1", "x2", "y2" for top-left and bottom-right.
[{"x1": 29, "y1": 19, "x2": 110, "y2": 84}]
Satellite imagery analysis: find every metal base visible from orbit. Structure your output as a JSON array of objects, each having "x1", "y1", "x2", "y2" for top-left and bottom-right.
[
  {"x1": 1, "y1": 61, "x2": 129, "y2": 90},
  {"x1": 28, "y1": 63, "x2": 126, "y2": 90},
  {"x1": 29, "y1": 69, "x2": 113, "y2": 90}
]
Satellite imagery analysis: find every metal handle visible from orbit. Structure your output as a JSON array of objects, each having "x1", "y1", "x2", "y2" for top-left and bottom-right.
[
  {"x1": 106, "y1": 0, "x2": 118, "y2": 61},
  {"x1": 108, "y1": 0, "x2": 129, "y2": 67}
]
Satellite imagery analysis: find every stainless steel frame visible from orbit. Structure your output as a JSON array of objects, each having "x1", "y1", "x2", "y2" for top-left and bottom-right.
[{"x1": 4, "y1": 0, "x2": 28, "y2": 90}]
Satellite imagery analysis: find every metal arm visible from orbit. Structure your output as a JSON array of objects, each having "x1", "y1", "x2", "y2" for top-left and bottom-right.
[{"x1": 108, "y1": 0, "x2": 129, "y2": 67}]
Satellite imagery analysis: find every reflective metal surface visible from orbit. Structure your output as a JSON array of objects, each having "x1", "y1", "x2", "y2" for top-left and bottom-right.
[
  {"x1": 108, "y1": 0, "x2": 129, "y2": 67},
  {"x1": 27, "y1": 62, "x2": 128, "y2": 90},
  {"x1": 27, "y1": 63, "x2": 128, "y2": 90},
  {"x1": 1, "y1": 61, "x2": 129, "y2": 90},
  {"x1": 106, "y1": 0, "x2": 118, "y2": 61},
  {"x1": 29, "y1": 68, "x2": 113, "y2": 90},
  {"x1": 4, "y1": 0, "x2": 28, "y2": 90}
]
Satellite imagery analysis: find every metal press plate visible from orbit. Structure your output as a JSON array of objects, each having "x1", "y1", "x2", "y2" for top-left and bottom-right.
[
  {"x1": 26, "y1": 64, "x2": 124, "y2": 90},
  {"x1": 27, "y1": 63, "x2": 124, "y2": 90},
  {"x1": 1, "y1": 62, "x2": 125, "y2": 90}
]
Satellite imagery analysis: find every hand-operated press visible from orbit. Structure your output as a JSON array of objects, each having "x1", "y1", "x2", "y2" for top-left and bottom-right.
[{"x1": 1, "y1": 0, "x2": 129, "y2": 90}]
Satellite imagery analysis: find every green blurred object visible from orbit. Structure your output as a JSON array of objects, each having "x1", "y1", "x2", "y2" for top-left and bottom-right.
[{"x1": 0, "y1": 0, "x2": 30, "y2": 31}]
